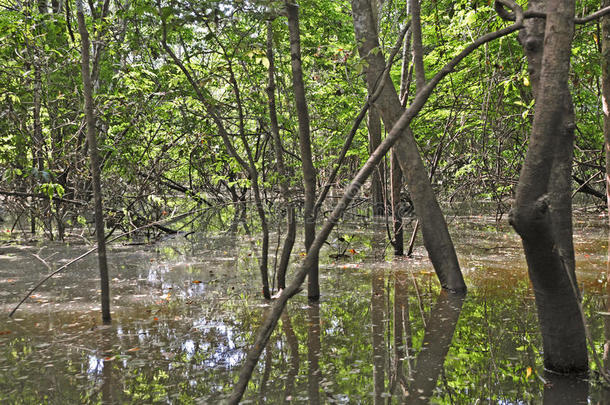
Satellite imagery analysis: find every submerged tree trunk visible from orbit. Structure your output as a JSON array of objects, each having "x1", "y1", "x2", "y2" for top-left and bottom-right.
[
  {"x1": 76, "y1": 0, "x2": 111, "y2": 324},
  {"x1": 508, "y1": 0, "x2": 587, "y2": 373},
  {"x1": 351, "y1": 0, "x2": 465, "y2": 292},
  {"x1": 266, "y1": 20, "x2": 296, "y2": 291},
  {"x1": 285, "y1": 1, "x2": 319, "y2": 301}
]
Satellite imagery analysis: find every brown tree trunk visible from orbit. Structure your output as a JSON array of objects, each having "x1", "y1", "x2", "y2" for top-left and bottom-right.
[
  {"x1": 367, "y1": 106, "x2": 385, "y2": 216},
  {"x1": 229, "y1": 13, "x2": 524, "y2": 401},
  {"x1": 365, "y1": 2, "x2": 385, "y2": 217},
  {"x1": 390, "y1": 152, "x2": 404, "y2": 255},
  {"x1": 285, "y1": 1, "x2": 319, "y2": 301},
  {"x1": 266, "y1": 21, "x2": 296, "y2": 291},
  {"x1": 601, "y1": 0, "x2": 610, "y2": 373},
  {"x1": 351, "y1": 0, "x2": 465, "y2": 292},
  {"x1": 76, "y1": 0, "x2": 111, "y2": 324},
  {"x1": 508, "y1": 0, "x2": 587, "y2": 373},
  {"x1": 410, "y1": 0, "x2": 425, "y2": 91}
]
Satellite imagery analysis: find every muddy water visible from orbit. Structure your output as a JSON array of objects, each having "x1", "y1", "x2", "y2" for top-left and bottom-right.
[{"x1": 0, "y1": 215, "x2": 609, "y2": 403}]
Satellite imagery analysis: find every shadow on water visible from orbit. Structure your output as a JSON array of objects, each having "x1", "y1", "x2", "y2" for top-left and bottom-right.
[{"x1": 1, "y1": 214, "x2": 610, "y2": 403}]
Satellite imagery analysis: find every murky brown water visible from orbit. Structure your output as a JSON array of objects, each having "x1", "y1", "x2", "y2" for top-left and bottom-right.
[{"x1": 1, "y1": 214, "x2": 610, "y2": 403}]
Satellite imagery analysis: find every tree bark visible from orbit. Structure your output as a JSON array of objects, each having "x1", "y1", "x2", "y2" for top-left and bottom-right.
[
  {"x1": 365, "y1": 0, "x2": 385, "y2": 217},
  {"x1": 307, "y1": 303, "x2": 321, "y2": 404},
  {"x1": 285, "y1": 1, "x2": 319, "y2": 301},
  {"x1": 351, "y1": 0, "x2": 465, "y2": 292},
  {"x1": 76, "y1": 0, "x2": 111, "y2": 324},
  {"x1": 229, "y1": 14, "x2": 524, "y2": 401},
  {"x1": 508, "y1": 0, "x2": 587, "y2": 373},
  {"x1": 367, "y1": 106, "x2": 385, "y2": 216},
  {"x1": 390, "y1": 152, "x2": 404, "y2": 255},
  {"x1": 601, "y1": 0, "x2": 610, "y2": 373},
  {"x1": 410, "y1": 0, "x2": 425, "y2": 91}
]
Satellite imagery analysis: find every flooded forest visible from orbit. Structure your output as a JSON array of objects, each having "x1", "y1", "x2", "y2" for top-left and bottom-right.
[{"x1": 4, "y1": 0, "x2": 610, "y2": 403}]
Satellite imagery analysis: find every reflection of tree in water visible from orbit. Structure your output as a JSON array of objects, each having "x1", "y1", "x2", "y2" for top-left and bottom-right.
[
  {"x1": 281, "y1": 310, "x2": 300, "y2": 404},
  {"x1": 371, "y1": 268, "x2": 385, "y2": 404},
  {"x1": 307, "y1": 302, "x2": 321, "y2": 405}
]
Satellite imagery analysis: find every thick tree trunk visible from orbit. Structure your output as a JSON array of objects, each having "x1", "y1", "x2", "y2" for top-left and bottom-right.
[
  {"x1": 267, "y1": 21, "x2": 296, "y2": 291},
  {"x1": 285, "y1": 2, "x2": 319, "y2": 300},
  {"x1": 509, "y1": 0, "x2": 587, "y2": 373},
  {"x1": 351, "y1": 0, "x2": 465, "y2": 292},
  {"x1": 76, "y1": 0, "x2": 111, "y2": 324}
]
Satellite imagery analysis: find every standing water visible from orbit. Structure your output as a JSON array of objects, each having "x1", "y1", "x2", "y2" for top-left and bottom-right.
[{"x1": 1, "y1": 214, "x2": 610, "y2": 403}]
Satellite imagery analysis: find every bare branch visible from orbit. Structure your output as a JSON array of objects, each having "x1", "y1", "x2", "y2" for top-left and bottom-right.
[
  {"x1": 575, "y1": 6, "x2": 610, "y2": 24},
  {"x1": 494, "y1": 1, "x2": 610, "y2": 24}
]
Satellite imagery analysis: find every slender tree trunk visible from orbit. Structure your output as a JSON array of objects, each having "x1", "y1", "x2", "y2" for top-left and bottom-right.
[
  {"x1": 393, "y1": 2, "x2": 412, "y2": 255},
  {"x1": 391, "y1": 152, "x2": 404, "y2": 255},
  {"x1": 509, "y1": 0, "x2": 587, "y2": 373},
  {"x1": 161, "y1": 18, "x2": 271, "y2": 299},
  {"x1": 267, "y1": 20, "x2": 296, "y2": 291},
  {"x1": 31, "y1": 58, "x2": 44, "y2": 235},
  {"x1": 229, "y1": 15, "x2": 523, "y2": 401},
  {"x1": 368, "y1": 106, "x2": 385, "y2": 216},
  {"x1": 365, "y1": 2, "x2": 385, "y2": 217},
  {"x1": 76, "y1": 0, "x2": 111, "y2": 324},
  {"x1": 410, "y1": 0, "x2": 425, "y2": 91},
  {"x1": 285, "y1": 1, "x2": 319, "y2": 300},
  {"x1": 351, "y1": 0, "x2": 465, "y2": 292},
  {"x1": 601, "y1": 0, "x2": 610, "y2": 373}
]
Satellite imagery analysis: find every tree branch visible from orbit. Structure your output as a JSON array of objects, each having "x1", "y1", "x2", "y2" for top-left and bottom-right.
[
  {"x1": 227, "y1": 5, "x2": 524, "y2": 402},
  {"x1": 494, "y1": 1, "x2": 610, "y2": 24}
]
